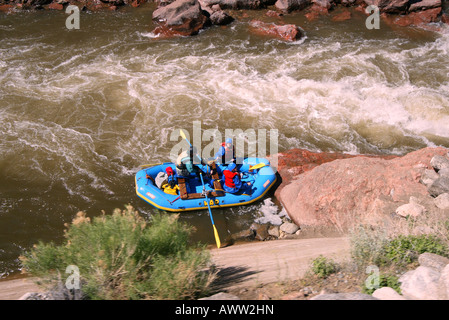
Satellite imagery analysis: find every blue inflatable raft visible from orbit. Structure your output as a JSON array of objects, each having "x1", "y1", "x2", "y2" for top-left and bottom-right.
[{"x1": 135, "y1": 157, "x2": 277, "y2": 212}]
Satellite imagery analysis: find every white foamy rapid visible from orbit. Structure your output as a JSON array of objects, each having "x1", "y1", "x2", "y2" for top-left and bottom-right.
[
  {"x1": 255, "y1": 198, "x2": 287, "y2": 225},
  {"x1": 2, "y1": 16, "x2": 449, "y2": 201}
]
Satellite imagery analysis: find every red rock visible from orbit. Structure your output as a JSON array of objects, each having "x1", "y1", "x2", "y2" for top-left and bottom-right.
[
  {"x1": 131, "y1": 0, "x2": 142, "y2": 7},
  {"x1": 408, "y1": 0, "x2": 441, "y2": 12},
  {"x1": 265, "y1": 9, "x2": 283, "y2": 17},
  {"x1": 277, "y1": 147, "x2": 448, "y2": 231},
  {"x1": 354, "y1": 4, "x2": 367, "y2": 14},
  {"x1": 275, "y1": 0, "x2": 310, "y2": 12},
  {"x1": 365, "y1": 0, "x2": 409, "y2": 13},
  {"x1": 249, "y1": 20, "x2": 303, "y2": 42},
  {"x1": 332, "y1": 10, "x2": 352, "y2": 21},
  {"x1": 304, "y1": 4, "x2": 328, "y2": 21},
  {"x1": 442, "y1": 13, "x2": 449, "y2": 24},
  {"x1": 0, "y1": 4, "x2": 13, "y2": 12},
  {"x1": 385, "y1": 7, "x2": 442, "y2": 27},
  {"x1": 48, "y1": 2, "x2": 64, "y2": 10}
]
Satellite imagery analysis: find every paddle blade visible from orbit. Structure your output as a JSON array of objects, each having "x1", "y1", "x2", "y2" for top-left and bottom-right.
[
  {"x1": 179, "y1": 129, "x2": 187, "y2": 140},
  {"x1": 249, "y1": 163, "x2": 266, "y2": 170},
  {"x1": 213, "y1": 225, "x2": 221, "y2": 249},
  {"x1": 139, "y1": 163, "x2": 162, "y2": 168}
]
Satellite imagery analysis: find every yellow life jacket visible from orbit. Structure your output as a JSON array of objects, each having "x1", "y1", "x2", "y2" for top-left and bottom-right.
[{"x1": 162, "y1": 183, "x2": 179, "y2": 195}]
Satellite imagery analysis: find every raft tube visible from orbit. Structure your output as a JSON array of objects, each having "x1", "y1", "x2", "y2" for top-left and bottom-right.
[{"x1": 135, "y1": 157, "x2": 277, "y2": 212}]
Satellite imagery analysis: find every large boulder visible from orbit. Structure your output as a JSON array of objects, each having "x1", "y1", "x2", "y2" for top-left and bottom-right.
[
  {"x1": 434, "y1": 193, "x2": 449, "y2": 210},
  {"x1": 278, "y1": 147, "x2": 448, "y2": 230},
  {"x1": 267, "y1": 148, "x2": 396, "y2": 200},
  {"x1": 152, "y1": 0, "x2": 209, "y2": 37},
  {"x1": 399, "y1": 266, "x2": 441, "y2": 300},
  {"x1": 209, "y1": 10, "x2": 234, "y2": 25},
  {"x1": 428, "y1": 176, "x2": 449, "y2": 198},
  {"x1": 408, "y1": 0, "x2": 441, "y2": 11},
  {"x1": 274, "y1": 0, "x2": 311, "y2": 12},
  {"x1": 430, "y1": 154, "x2": 449, "y2": 171},
  {"x1": 248, "y1": 20, "x2": 303, "y2": 42},
  {"x1": 200, "y1": 0, "x2": 275, "y2": 9},
  {"x1": 363, "y1": 0, "x2": 409, "y2": 13},
  {"x1": 383, "y1": 7, "x2": 442, "y2": 27}
]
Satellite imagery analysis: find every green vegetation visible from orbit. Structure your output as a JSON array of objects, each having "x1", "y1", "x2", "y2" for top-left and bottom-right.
[
  {"x1": 348, "y1": 224, "x2": 449, "y2": 295},
  {"x1": 310, "y1": 255, "x2": 339, "y2": 279},
  {"x1": 20, "y1": 205, "x2": 216, "y2": 300},
  {"x1": 362, "y1": 272, "x2": 401, "y2": 295},
  {"x1": 350, "y1": 226, "x2": 449, "y2": 268},
  {"x1": 384, "y1": 234, "x2": 449, "y2": 266}
]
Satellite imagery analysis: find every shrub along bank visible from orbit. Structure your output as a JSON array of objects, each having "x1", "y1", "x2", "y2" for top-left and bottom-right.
[{"x1": 20, "y1": 205, "x2": 216, "y2": 300}]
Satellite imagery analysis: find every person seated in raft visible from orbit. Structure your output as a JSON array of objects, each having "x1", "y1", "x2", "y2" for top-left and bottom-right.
[
  {"x1": 223, "y1": 163, "x2": 243, "y2": 194},
  {"x1": 209, "y1": 138, "x2": 236, "y2": 165},
  {"x1": 176, "y1": 146, "x2": 206, "y2": 179},
  {"x1": 162, "y1": 167, "x2": 179, "y2": 195}
]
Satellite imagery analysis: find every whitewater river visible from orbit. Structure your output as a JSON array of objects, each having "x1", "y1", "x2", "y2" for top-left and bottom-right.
[{"x1": 1, "y1": 4, "x2": 449, "y2": 277}]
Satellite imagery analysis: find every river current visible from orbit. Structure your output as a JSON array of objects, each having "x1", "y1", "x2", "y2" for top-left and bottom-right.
[{"x1": 1, "y1": 5, "x2": 448, "y2": 277}]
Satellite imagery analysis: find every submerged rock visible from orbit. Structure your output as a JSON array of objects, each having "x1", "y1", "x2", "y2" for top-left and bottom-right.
[
  {"x1": 274, "y1": 0, "x2": 310, "y2": 12},
  {"x1": 248, "y1": 20, "x2": 303, "y2": 41},
  {"x1": 200, "y1": 0, "x2": 275, "y2": 9},
  {"x1": 210, "y1": 10, "x2": 234, "y2": 25}
]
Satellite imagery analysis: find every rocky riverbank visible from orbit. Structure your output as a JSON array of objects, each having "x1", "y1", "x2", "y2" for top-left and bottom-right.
[
  {"x1": 1, "y1": 0, "x2": 448, "y2": 40},
  {"x1": 277, "y1": 147, "x2": 449, "y2": 231},
  {"x1": 225, "y1": 147, "x2": 449, "y2": 253}
]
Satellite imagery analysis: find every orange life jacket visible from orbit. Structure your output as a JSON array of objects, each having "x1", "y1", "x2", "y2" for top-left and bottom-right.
[
  {"x1": 221, "y1": 142, "x2": 235, "y2": 164},
  {"x1": 223, "y1": 170, "x2": 239, "y2": 188}
]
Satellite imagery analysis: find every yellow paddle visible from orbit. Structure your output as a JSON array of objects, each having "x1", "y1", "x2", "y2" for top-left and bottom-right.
[
  {"x1": 200, "y1": 173, "x2": 221, "y2": 249},
  {"x1": 139, "y1": 163, "x2": 163, "y2": 168},
  {"x1": 249, "y1": 163, "x2": 266, "y2": 170},
  {"x1": 180, "y1": 129, "x2": 221, "y2": 249}
]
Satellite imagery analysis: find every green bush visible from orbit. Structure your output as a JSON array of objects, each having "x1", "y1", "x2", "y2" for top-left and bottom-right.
[
  {"x1": 20, "y1": 205, "x2": 216, "y2": 300},
  {"x1": 384, "y1": 234, "x2": 449, "y2": 266},
  {"x1": 350, "y1": 226, "x2": 449, "y2": 267},
  {"x1": 362, "y1": 273, "x2": 401, "y2": 295},
  {"x1": 310, "y1": 255, "x2": 338, "y2": 279}
]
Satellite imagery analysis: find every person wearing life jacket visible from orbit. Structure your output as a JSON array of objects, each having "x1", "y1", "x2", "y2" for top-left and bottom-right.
[
  {"x1": 176, "y1": 146, "x2": 205, "y2": 178},
  {"x1": 223, "y1": 163, "x2": 242, "y2": 194},
  {"x1": 213, "y1": 138, "x2": 236, "y2": 165},
  {"x1": 162, "y1": 167, "x2": 179, "y2": 195}
]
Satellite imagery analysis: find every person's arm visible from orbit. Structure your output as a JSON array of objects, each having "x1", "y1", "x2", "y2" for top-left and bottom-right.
[
  {"x1": 233, "y1": 173, "x2": 242, "y2": 189},
  {"x1": 214, "y1": 146, "x2": 225, "y2": 160}
]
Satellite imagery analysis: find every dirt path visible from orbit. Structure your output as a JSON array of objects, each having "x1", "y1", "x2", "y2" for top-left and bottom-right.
[
  {"x1": 210, "y1": 237, "x2": 350, "y2": 291},
  {"x1": 0, "y1": 277, "x2": 41, "y2": 300}
]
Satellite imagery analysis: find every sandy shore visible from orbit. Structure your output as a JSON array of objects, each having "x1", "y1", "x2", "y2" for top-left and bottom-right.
[
  {"x1": 0, "y1": 276, "x2": 41, "y2": 300},
  {"x1": 210, "y1": 237, "x2": 350, "y2": 292}
]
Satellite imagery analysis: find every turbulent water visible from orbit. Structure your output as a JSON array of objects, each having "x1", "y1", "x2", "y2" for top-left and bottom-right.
[{"x1": 1, "y1": 5, "x2": 449, "y2": 277}]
